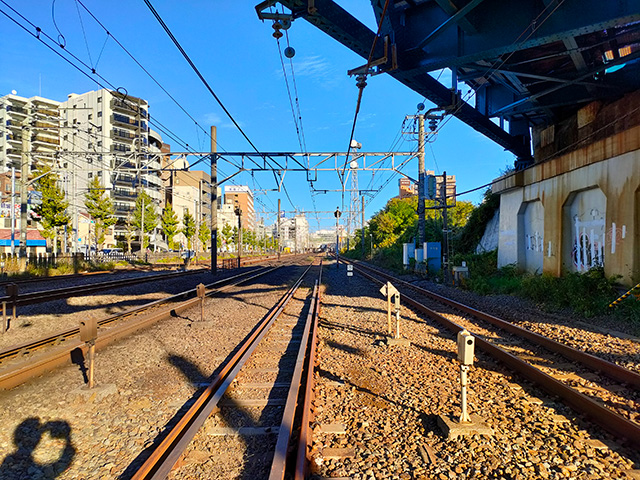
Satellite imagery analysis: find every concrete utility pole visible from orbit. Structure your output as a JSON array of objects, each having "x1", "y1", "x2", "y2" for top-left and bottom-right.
[
  {"x1": 235, "y1": 204, "x2": 242, "y2": 267},
  {"x1": 10, "y1": 166, "x2": 16, "y2": 256},
  {"x1": 334, "y1": 207, "x2": 341, "y2": 269},
  {"x1": 277, "y1": 198, "x2": 281, "y2": 260},
  {"x1": 19, "y1": 117, "x2": 29, "y2": 261},
  {"x1": 210, "y1": 126, "x2": 217, "y2": 275},
  {"x1": 361, "y1": 195, "x2": 365, "y2": 257},
  {"x1": 442, "y1": 171, "x2": 450, "y2": 284},
  {"x1": 417, "y1": 114, "x2": 426, "y2": 248}
]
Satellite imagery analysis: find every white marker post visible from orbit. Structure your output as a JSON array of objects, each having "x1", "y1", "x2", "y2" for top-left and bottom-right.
[
  {"x1": 79, "y1": 318, "x2": 98, "y2": 389},
  {"x1": 457, "y1": 329, "x2": 475, "y2": 423},
  {"x1": 347, "y1": 264, "x2": 353, "y2": 277},
  {"x1": 379, "y1": 282, "x2": 407, "y2": 345}
]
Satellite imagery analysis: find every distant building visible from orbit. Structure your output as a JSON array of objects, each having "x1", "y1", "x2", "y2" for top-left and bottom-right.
[
  {"x1": 276, "y1": 214, "x2": 309, "y2": 253},
  {"x1": 0, "y1": 93, "x2": 61, "y2": 173},
  {"x1": 398, "y1": 178, "x2": 416, "y2": 198},
  {"x1": 165, "y1": 169, "x2": 212, "y2": 250},
  {"x1": 398, "y1": 172, "x2": 456, "y2": 200},
  {"x1": 224, "y1": 185, "x2": 254, "y2": 230},
  {"x1": 60, "y1": 89, "x2": 163, "y2": 243}
]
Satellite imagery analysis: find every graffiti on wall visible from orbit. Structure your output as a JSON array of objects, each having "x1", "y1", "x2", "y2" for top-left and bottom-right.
[
  {"x1": 525, "y1": 231, "x2": 544, "y2": 253},
  {"x1": 572, "y1": 216, "x2": 605, "y2": 271}
]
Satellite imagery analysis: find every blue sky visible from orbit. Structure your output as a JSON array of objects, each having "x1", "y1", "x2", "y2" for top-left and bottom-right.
[{"x1": 0, "y1": 0, "x2": 515, "y2": 231}]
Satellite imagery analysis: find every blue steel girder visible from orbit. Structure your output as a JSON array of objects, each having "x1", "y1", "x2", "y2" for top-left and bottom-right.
[
  {"x1": 397, "y1": 0, "x2": 640, "y2": 72},
  {"x1": 261, "y1": 0, "x2": 532, "y2": 159}
]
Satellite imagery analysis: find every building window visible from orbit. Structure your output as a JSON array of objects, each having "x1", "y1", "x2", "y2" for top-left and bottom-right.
[
  {"x1": 88, "y1": 172, "x2": 93, "y2": 178},
  {"x1": 97, "y1": 171, "x2": 102, "y2": 177},
  {"x1": 97, "y1": 97, "x2": 102, "y2": 103},
  {"x1": 63, "y1": 135, "x2": 68, "y2": 141},
  {"x1": 63, "y1": 162, "x2": 68, "y2": 168},
  {"x1": 88, "y1": 113, "x2": 92, "y2": 120},
  {"x1": 97, "y1": 141, "x2": 102, "y2": 147},
  {"x1": 64, "y1": 121, "x2": 68, "y2": 127},
  {"x1": 97, "y1": 111, "x2": 102, "y2": 118}
]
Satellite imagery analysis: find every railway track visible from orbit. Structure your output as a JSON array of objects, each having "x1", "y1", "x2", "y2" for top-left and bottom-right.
[
  {"x1": 131, "y1": 259, "x2": 322, "y2": 480},
  {"x1": 342, "y1": 258, "x2": 640, "y2": 449},
  {"x1": 0, "y1": 266, "x2": 280, "y2": 390},
  {"x1": 0, "y1": 268, "x2": 209, "y2": 307}
]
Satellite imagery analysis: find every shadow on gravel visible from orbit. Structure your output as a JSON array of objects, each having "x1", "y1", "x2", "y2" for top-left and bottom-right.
[
  {"x1": 70, "y1": 348, "x2": 89, "y2": 384},
  {"x1": 326, "y1": 339, "x2": 365, "y2": 356},
  {"x1": 119, "y1": 263, "x2": 314, "y2": 479},
  {"x1": 0, "y1": 417, "x2": 75, "y2": 479},
  {"x1": 319, "y1": 319, "x2": 386, "y2": 338}
]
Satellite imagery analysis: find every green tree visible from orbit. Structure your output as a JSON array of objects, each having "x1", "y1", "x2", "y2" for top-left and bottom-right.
[
  {"x1": 32, "y1": 165, "x2": 70, "y2": 254},
  {"x1": 198, "y1": 221, "x2": 210, "y2": 252},
  {"x1": 181, "y1": 211, "x2": 197, "y2": 250},
  {"x1": 124, "y1": 215, "x2": 135, "y2": 253},
  {"x1": 161, "y1": 203, "x2": 179, "y2": 250},
  {"x1": 221, "y1": 223, "x2": 233, "y2": 251},
  {"x1": 84, "y1": 176, "x2": 117, "y2": 251},
  {"x1": 131, "y1": 191, "x2": 157, "y2": 250}
]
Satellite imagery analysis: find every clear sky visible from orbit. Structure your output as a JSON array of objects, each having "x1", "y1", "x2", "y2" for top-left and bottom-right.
[{"x1": 0, "y1": 0, "x2": 515, "y2": 231}]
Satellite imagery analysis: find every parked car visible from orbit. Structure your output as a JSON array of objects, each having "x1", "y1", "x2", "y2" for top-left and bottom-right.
[{"x1": 100, "y1": 248, "x2": 124, "y2": 258}]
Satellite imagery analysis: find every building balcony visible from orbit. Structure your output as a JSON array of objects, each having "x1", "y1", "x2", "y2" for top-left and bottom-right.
[
  {"x1": 113, "y1": 188, "x2": 136, "y2": 200},
  {"x1": 34, "y1": 108, "x2": 59, "y2": 118},
  {"x1": 31, "y1": 135, "x2": 59, "y2": 146},
  {"x1": 111, "y1": 113, "x2": 139, "y2": 128},
  {"x1": 114, "y1": 175, "x2": 135, "y2": 186},
  {"x1": 110, "y1": 98, "x2": 148, "y2": 118},
  {"x1": 111, "y1": 143, "x2": 131, "y2": 153},
  {"x1": 5, "y1": 105, "x2": 27, "y2": 116},
  {"x1": 111, "y1": 128, "x2": 136, "y2": 141}
]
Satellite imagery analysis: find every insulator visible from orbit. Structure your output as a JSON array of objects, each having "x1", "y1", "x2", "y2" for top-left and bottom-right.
[
  {"x1": 284, "y1": 46, "x2": 296, "y2": 58},
  {"x1": 417, "y1": 102, "x2": 425, "y2": 111},
  {"x1": 356, "y1": 74, "x2": 367, "y2": 89},
  {"x1": 272, "y1": 21, "x2": 283, "y2": 39}
]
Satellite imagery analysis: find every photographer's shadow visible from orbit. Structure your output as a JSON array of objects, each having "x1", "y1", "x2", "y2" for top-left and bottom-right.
[{"x1": 0, "y1": 417, "x2": 75, "y2": 479}]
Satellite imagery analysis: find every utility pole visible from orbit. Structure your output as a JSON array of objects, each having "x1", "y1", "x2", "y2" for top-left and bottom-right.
[
  {"x1": 277, "y1": 198, "x2": 281, "y2": 260},
  {"x1": 417, "y1": 114, "x2": 426, "y2": 248},
  {"x1": 19, "y1": 117, "x2": 29, "y2": 262},
  {"x1": 334, "y1": 207, "x2": 341, "y2": 269},
  {"x1": 361, "y1": 195, "x2": 365, "y2": 257},
  {"x1": 442, "y1": 171, "x2": 450, "y2": 285},
  {"x1": 210, "y1": 126, "x2": 217, "y2": 275},
  {"x1": 10, "y1": 166, "x2": 15, "y2": 256},
  {"x1": 235, "y1": 204, "x2": 242, "y2": 266}
]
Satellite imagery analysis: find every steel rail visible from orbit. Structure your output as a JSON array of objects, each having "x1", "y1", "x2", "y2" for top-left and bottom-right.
[
  {"x1": 131, "y1": 260, "x2": 317, "y2": 480},
  {"x1": 346, "y1": 260, "x2": 640, "y2": 449},
  {"x1": 0, "y1": 268, "x2": 209, "y2": 307},
  {"x1": 295, "y1": 263, "x2": 323, "y2": 480},
  {"x1": 0, "y1": 266, "x2": 271, "y2": 363},
  {"x1": 0, "y1": 267, "x2": 279, "y2": 390},
  {"x1": 351, "y1": 260, "x2": 640, "y2": 389},
  {"x1": 270, "y1": 259, "x2": 323, "y2": 479}
]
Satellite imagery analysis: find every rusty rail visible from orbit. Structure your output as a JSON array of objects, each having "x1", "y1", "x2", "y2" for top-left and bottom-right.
[
  {"x1": 131, "y1": 260, "x2": 318, "y2": 480},
  {"x1": 0, "y1": 267, "x2": 278, "y2": 390},
  {"x1": 295, "y1": 262, "x2": 323, "y2": 480},
  {"x1": 351, "y1": 260, "x2": 640, "y2": 389},
  {"x1": 0, "y1": 268, "x2": 208, "y2": 307},
  {"x1": 345, "y1": 259, "x2": 640, "y2": 449}
]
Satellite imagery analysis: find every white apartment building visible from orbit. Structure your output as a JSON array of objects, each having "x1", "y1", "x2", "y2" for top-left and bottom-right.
[
  {"x1": 276, "y1": 214, "x2": 309, "y2": 253},
  {"x1": 0, "y1": 94, "x2": 61, "y2": 173},
  {"x1": 60, "y1": 89, "x2": 163, "y2": 240}
]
